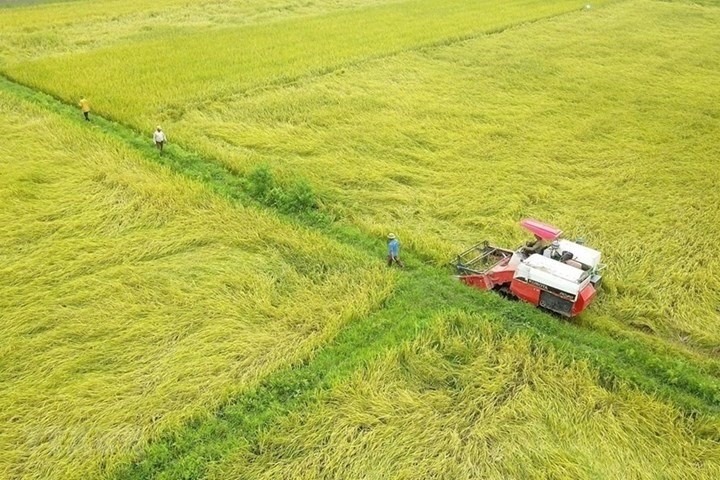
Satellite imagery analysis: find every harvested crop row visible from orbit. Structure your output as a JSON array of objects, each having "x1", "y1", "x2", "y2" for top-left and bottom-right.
[{"x1": 0, "y1": 89, "x2": 394, "y2": 480}]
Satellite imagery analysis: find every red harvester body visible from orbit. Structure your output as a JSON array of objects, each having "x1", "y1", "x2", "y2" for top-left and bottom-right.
[{"x1": 451, "y1": 219, "x2": 603, "y2": 317}]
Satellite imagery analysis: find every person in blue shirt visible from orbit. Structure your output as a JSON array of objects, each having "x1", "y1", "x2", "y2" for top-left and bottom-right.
[{"x1": 387, "y1": 233, "x2": 405, "y2": 267}]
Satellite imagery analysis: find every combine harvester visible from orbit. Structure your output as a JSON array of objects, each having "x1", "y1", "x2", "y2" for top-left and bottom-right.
[{"x1": 451, "y1": 219, "x2": 604, "y2": 317}]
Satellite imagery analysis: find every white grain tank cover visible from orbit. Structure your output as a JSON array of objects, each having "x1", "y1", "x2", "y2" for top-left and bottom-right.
[
  {"x1": 514, "y1": 254, "x2": 589, "y2": 296},
  {"x1": 558, "y1": 239, "x2": 601, "y2": 268}
]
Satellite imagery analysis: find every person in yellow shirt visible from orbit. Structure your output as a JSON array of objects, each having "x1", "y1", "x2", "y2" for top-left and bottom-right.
[{"x1": 79, "y1": 97, "x2": 90, "y2": 121}]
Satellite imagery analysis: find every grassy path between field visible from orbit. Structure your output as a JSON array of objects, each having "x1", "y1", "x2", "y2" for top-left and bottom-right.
[{"x1": 2, "y1": 74, "x2": 720, "y2": 478}]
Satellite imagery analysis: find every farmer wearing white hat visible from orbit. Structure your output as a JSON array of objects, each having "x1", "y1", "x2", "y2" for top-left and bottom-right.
[
  {"x1": 387, "y1": 233, "x2": 404, "y2": 268},
  {"x1": 153, "y1": 126, "x2": 167, "y2": 154}
]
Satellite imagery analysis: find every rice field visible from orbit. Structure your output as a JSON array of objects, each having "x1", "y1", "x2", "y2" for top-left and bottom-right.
[
  {"x1": 4, "y1": 0, "x2": 719, "y2": 350},
  {"x1": 0, "y1": 89, "x2": 393, "y2": 479},
  {"x1": 2, "y1": 0, "x2": 720, "y2": 478},
  {"x1": 0, "y1": 0, "x2": 393, "y2": 64},
  {"x1": 167, "y1": 0, "x2": 720, "y2": 352},
  {"x1": 1, "y1": 0, "x2": 616, "y2": 122},
  {"x1": 210, "y1": 312, "x2": 720, "y2": 479}
]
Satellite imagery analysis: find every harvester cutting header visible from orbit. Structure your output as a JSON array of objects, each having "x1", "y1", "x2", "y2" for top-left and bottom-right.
[{"x1": 451, "y1": 219, "x2": 604, "y2": 317}]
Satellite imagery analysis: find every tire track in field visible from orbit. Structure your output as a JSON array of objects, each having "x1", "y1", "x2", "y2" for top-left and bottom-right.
[{"x1": 2, "y1": 72, "x2": 720, "y2": 479}]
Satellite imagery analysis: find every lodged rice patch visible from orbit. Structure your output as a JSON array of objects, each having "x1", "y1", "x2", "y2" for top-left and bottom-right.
[
  {"x1": 210, "y1": 311, "x2": 720, "y2": 480},
  {"x1": 165, "y1": 0, "x2": 720, "y2": 350},
  {"x1": 0, "y1": 90, "x2": 393, "y2": 479}
]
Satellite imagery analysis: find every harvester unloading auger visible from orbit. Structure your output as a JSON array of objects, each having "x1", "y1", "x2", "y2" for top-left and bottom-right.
[{"x1": 451, "y1": 219, "x2": 604, "y2": 317}]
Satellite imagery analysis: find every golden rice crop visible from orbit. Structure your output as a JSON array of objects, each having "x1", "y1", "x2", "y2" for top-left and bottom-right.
[
  {"x1": 3, "y1": 0, "x2": 720, "y2": 476},
  {"x1": 0, "y1": 0, "x2": 389, "y2": 64},
  {"x1": 82, "y1": 0, "x2": 720, "y2": 352},
  {"x1": 0, "y1": 90, "x2": 394, "y2": 479},
  {"x1": 211, "y1": 311, "x2": 720, "y2": 479},
  {"x1": 1, "y1": 0, "x2": 615, "y2": 124},
  {"x1": 4, "y1": 0, "x2": 718, "y2": 352}
]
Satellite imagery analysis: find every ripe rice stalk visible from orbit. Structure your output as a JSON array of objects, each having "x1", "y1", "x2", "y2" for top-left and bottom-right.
[{"x1": 0, "y1": 0, "x2": 392, "y2": 64}]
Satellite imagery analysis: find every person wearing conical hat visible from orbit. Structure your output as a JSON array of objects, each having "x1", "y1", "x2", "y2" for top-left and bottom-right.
[
  {"x1": 386, "y1": 233, "x2": 404, "y2": 268},
  {"x1": 153, "y1": 126, "x2": 167, "y2": 154}
]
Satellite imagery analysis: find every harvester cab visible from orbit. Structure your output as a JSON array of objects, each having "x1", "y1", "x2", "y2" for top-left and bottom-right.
[{"x1": 451, "y1": 219, "x2": 604, "y2": 317}]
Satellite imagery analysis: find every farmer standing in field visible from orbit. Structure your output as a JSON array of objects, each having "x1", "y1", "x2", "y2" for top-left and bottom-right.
[
  {"x1": 387, "y1": 233, "x2": 404, "y2": 268},
  {"x1": 153, "y1": 126, "x2": 167, "y2": 154},
  {"x1": 79, "y1": 97, "x2": 90, "y2": 121}
]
